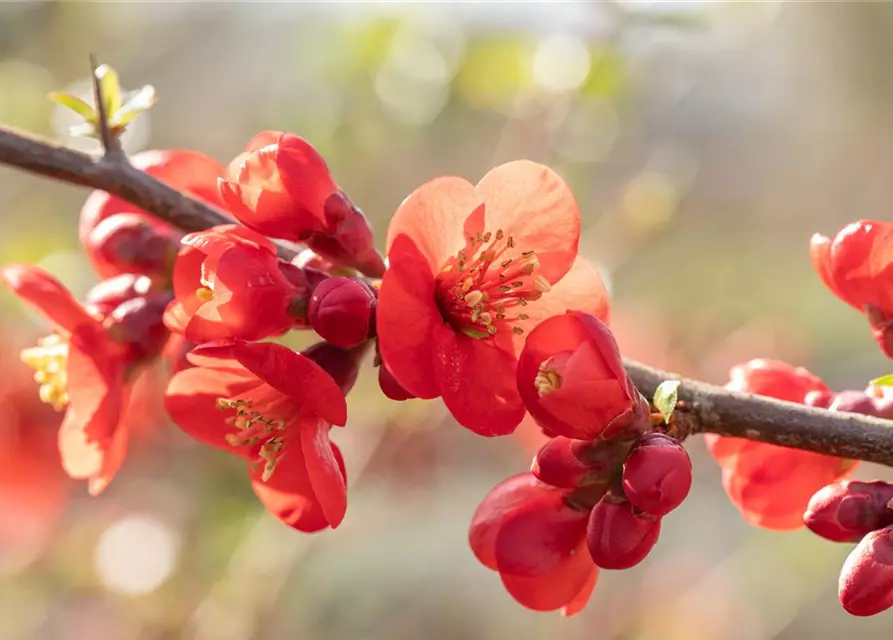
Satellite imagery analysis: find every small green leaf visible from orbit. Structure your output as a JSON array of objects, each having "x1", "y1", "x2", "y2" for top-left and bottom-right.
[
  {"x1": 871, "y1": 374, "x2": 893, "y2": 387},
  {"x1": 96, "y1": 64, "x2": 122, "y2": 115},
  {"x1": 653, "y1": 380, "x2": 680, "y2": 424},
  {"x1": 47, "y1": 91, "x2": 95, "y2": 120}
]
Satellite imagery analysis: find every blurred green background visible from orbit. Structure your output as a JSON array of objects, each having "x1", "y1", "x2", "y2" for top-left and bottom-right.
[{"x1": 2, "y1": 2, "x2": 893, "y2": 639}]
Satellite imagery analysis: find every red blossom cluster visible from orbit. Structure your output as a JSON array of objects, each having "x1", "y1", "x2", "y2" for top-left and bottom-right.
[
  {"x1": 469, "y1": 312, "x2": 692, "y2": 613},
  {"x1": 8, "y1": 116, "x2": 893, "y2": 621}
]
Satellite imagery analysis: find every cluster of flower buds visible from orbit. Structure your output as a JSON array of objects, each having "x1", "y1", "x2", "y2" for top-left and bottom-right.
[
  {"x1": 704, "y1": 359, "x2": 893, "y2": 531},
  {"x1": 469, "y1": 312, "x2": 692, "y2": 614},
  {"x1": 804, "y1": 481, "x2": 893, "y2": 616}
]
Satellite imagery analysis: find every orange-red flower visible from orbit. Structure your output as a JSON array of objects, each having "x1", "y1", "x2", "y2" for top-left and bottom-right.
[
  {"x1": 219, "y1": 131, "x2": 384, "y2": 277},
  {"x1": 164, "y1": 340, "x2": 349, "y2": 532},
  {"x1": 469, "y1": 473, "x2": 597, "y2": 615},
  {"x1": 1, "y1": 265, "x2": 169, "y2": 495},
  {"x1": 517, "y1": 312, "x2": 647, "y2": 440},
  {"x1": 378, "y1": 161, "x2": 609, "y2": 436},
  {"x1": 705, "y1": 359, "x2": 857, "y2": 530},
  {"x1": 811, "y1": 220, "x2": 893, "y2": 358},
  {"x1": 80, "y1": 150, "x2": 226, "y2": 277},
  {"x1": 163, "y1": 224, "x2": 312, "y2": 343}
]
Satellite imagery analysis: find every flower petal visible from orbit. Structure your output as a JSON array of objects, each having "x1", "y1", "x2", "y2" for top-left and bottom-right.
[
  {"x1": 500, "y1": 543, "x2": 595, "y2": 612},
  {"x1": 475, "y1": 160, "x2": 580, "y2": 283},
  {"x1": 377, "y1": 235, "x2": 442, "y2": 399},
  {"x1": 276, "y1": 134, "x2": 337, "y2": 225},
  {"x1": 561, "y1": 568, "x2": 598, "y2": 617},
  {"x1": 164, "y1": 365, "x2": 260, "y2": 456},
  {"x1": 432, "y1": 322, "x2": 525, "y2": 436},
  {"x1": 385, "y1": 176, "x2": 483, "y2": 271},
  {"x1": 1, "y1": 265, "x2": 95, "y2": 333},
  {"x1": 218, "y1": 180, "x2": 305, "y2": 240},
  {"x1": 192, "y1": 341, "x2": 348, "y2": 426},
  {"x1": 469, "y1": 473, "x2": 543, "y2": 570},
  {"x1": 251, "y1": 440, "x2": 346, "y2": 533},
  {"x1": 300, "y1": 416, "x2": 347, "y2": 528},
  {"x1": 510, "y1": 256, "x2": 610, "y2": 356}
]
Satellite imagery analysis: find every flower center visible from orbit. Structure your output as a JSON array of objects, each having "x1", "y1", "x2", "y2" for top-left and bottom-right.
[
  {"x1": 535, "y1": 361, "x2": 563, "y2": 397},
  {"x1": 216, "y1": 397, "x2": 287, "y2": 481},
  {"x1": 20, "y1": 334, "x2": 69, "y2": 411},
  {"x1": 435, "y1": 229, "x2": 550, "y2": 338}
]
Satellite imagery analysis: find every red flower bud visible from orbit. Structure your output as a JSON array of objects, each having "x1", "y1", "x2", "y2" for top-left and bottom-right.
[
  {"x1": 378, "y1": 361, "x2": 415, "y2": 401},
  {"x1": 805, "y1": 481, "x2": 893, "y2": 542},
  {"x1": 104, "y1": 293, "x2": 171, "y2": 365},
  {"x1": 86, "y1": 213, "x2": 180, "y2": 280},
  {"x1": 309, "y1": 277, "x2": 377, "y2": 349},
  {"x1": 839, "y1": 525, "x2": 893, "y2": 616},
  {"x1": 518, "y1": 312, "x2": 648, "y2": 441},
  {"x1": 302, "y1": 341, "x2": 368, "y2": 396},
  {"x1": 586, "y1": 498, "x2": 661, "y2": 570},
  {"x1": 84, "y1": 273, "x2": 155, "y2": 317},
  {"x1": 622, "y1": 434, "x2": 692, "y2": 517},
  {"x1": 531, "y1": 437, "x2": 595, "y2": 489}
]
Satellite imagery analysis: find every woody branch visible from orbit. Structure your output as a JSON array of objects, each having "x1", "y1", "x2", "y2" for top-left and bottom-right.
[{"x1": 3, "y1": 122, "x2": 893, "y2": 467}]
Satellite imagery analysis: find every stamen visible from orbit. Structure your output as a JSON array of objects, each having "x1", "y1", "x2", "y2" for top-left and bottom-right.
[
  {"x1": 21, "y1": 334, "x2": 69, "y2": 411},
  {"x1": 534, "y1": 361, "x2": 563, "y2": 396}
]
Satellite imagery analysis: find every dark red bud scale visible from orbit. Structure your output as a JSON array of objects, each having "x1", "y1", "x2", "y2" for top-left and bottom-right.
[{"x1": 805, "y1": 481, "x2": 893, "y2": 543}]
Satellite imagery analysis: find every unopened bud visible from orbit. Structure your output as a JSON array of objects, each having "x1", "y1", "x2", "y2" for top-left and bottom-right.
[
  {"x1": 87, "y1": 213, "x2": 179, "y2": 279},
  {"x1": 532, "y1": 437, "x2": 595, "y2": 489},
  {"x1": 105, "y1": 293, "x2": 171, "y2": 364},
  {"x1": 805, "y1": 481, "x2": 893, "y2": 542},
  {"x1": 587, "y1": 498, "x2": 661, "y2": 570},
  {"x1": 85, "y1": 273, "x2": 154, "y2": 317},
  {"x1": 303, "y1": 341, "x2": 368, "y2": 395},
  {"x1": 378, "y1": 361, "x2": 415, "y2": 401},
  {"x1": 865, "y1": 304, "x2": 893, "y2": 360},
  {"x1": 309, "y1": 277, "x2": 377, "y2": 348},
  {"x1": 839, "y1": 525, "x2": 893, "y2": 616},
  {"x1": 804, "y1": 390, "x2": 835, "y2": 409},
  {"x1": 622, "y1": 434, "x2": 692, "y2": 517}
]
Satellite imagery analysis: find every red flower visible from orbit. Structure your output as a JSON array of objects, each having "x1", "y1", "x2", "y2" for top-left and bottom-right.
[
  {"x1": 219, "y1": 131, "x2": 384, "y2": 277},
  {"x1": 80, "y1": 150, "x2": 225, "y2": 277},
  {"x1": 1, "y1": 265, "x2": 163, "y2": 495},
  {"x1": 811, "y1": 220, "x2": 893, "y2": 357},
  {"x1": 705, "y1": 359, "x2": 857, "y2": 530},
  {"x1": 469, "y1": 473, "x2": 598, "y2": 615},
  {"x1": 164, "y1": 340, "x2": 349, "y2": 531},
  {"x1": 621, "y1": 433, "x2": 692, "y2": 517},
  {"x1": 517, "y1": 312, "x2": 647, "y2": 440},
  {"x1": 378, "y1": 161, "x2": 609, "y2": 436},
  {"x1": 586, "y1": 497, "x2": 661, "y2": 570},
  {"x1": 85, "y1": 213, "x2": 180, "y2": 281},
  {"x1": 308, "y1": 276, "x2": 377, "y2": 349},
  {"x1": 164, "y1": 224, "x2": 311, "y2": 343}
]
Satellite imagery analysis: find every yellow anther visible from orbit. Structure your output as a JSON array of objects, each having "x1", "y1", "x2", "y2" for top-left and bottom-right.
[
  {"x1": 533, "y1": 275, "x2": 551, "y2": 293},
  {"x1": 464, "y1": 290, "x2": 484, "y2": 307},
  {"x1": 196, "y1": 286, "x2": 214, "y2": 302},
  {"x1": 534, "y1": 362, "x2": 563, "y2": 397},
  {"x1": 21, "y1": 335, "x2": 70, "y2": 411}
]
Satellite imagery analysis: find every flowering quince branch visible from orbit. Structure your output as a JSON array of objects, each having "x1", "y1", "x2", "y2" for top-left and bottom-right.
[
  {"x1": 8, "y1": 60, "x2": 893, "y2": 619},
  {"x1": 624, "y1": 360, "x2": 893, "y2": 468}
]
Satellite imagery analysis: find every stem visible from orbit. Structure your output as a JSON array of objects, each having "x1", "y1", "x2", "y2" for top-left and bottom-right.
[{"x1": 1, "y1": 121, "x2": 893, "y2": 466}]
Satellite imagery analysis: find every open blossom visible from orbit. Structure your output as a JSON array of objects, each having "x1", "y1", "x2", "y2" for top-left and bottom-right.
[
  {"x1": 705, "y1": 359, "x2": 857, "y2": 530},
  {"x1": 164, "y1": 340, "x2": 349, "y2": 532},
  {"x1": 811, "y1": 220, "x2": 893, "y2": 358},
  {"x1": 0, "y1": 338, "x2": 72, "y2": 567},
  {"x1": 163, "y1": 224, "x2": 315, "y2": 343},
  {"x1": 218, "y1": 131, "x2": 384, "y2": 277},
  {"x1": 80, "y1": 150, "x2": 225, "y2": 278},
  {"x1": 517, "y1": 312, "x2": 648, "y2": 440},
  {"x1": 469, "y1": 473, "x2": 597, "y2": 615},
  {"x1": 1, "y1": 265, "x2": 169, "y2": 495},
  {"x1": 378, "y1": 161, "x2": 609, "y2": 435}
]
